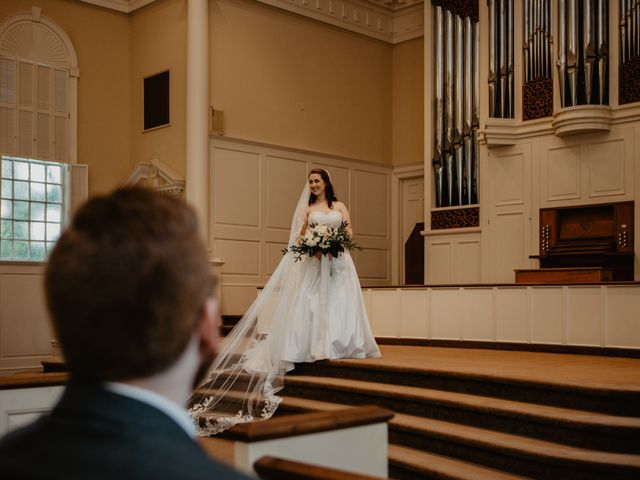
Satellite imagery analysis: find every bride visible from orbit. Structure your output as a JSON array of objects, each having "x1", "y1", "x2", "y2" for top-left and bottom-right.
[{"x1": 189, "y1": 168, "x2": 380, "y2": 435}]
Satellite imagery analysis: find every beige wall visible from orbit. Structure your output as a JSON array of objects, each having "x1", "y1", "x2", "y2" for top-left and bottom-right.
[
  {"x1": 210, "y1": 0, "x2": 393, "y2": 165},
  {"x1": 130, "y1": 0, "x2": 187, "y2": 176},
  {"x1": 0, "y1": 0, "x2": 131, "y2": 195},
  {"x1": 392, "y1": 37, "x2": 424, "y2": 166}
]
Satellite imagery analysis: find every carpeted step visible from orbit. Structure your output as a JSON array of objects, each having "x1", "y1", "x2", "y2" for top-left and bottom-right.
[
  {"x1": 277, "y1": 393, "x2": 640, "y2": 479},
  {"x1": 388, "y1": 445, "x2": 529, "y2": 480},
  {"x1": 282, "y1": 375, "x2": 640, "y2": 454},
  {"x1": 290, "y1": 358, "x2": 640, "y2": 416},
  {"x1": 389, "y1": 413, "x2": 640, "y2": 480}
]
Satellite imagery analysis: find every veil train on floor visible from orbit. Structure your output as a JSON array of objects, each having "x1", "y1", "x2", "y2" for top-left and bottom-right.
[{"x1": 188, "y1": 184, "x2": 312, "y2": 435}]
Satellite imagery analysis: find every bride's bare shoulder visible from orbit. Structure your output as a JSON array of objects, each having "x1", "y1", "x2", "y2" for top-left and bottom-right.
[{"x1": 333, "y1": 201, "x2": 348, "y2": 212}]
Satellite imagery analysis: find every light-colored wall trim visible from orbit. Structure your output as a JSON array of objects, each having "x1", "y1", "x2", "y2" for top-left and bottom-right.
[
  {"x1": 210, "y1": 137, "x2": 392, "y2": 315},
  {"x1": 391, "y1": 163, "x2": 423, "y2": 284},
  {"x1": 366, "y1": 284, "x2": 640, "y2": 349}
]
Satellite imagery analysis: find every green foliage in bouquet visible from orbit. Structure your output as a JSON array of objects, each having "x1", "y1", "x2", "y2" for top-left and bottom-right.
[{"x1": 282, "y1": 221, "x2": 359, "y2": 262}]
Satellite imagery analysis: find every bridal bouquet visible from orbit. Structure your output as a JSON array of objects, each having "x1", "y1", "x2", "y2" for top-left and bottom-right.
[{"x1": 283, "y1": 221, "x2": 359, "y2": 262}]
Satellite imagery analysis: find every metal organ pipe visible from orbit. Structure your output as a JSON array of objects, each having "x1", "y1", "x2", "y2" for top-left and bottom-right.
[
  {"x1": 556, "y1": 0, "x2": 609, "y2": 106},
  {"x1": 432, "y1": 3, "x2": 479, "y2": 209}
]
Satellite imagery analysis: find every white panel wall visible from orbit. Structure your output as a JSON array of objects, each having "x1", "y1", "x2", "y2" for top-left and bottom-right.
[
  {"x1": 211, "y1": 138, "x2": 392, "y2": 315},
  {"x1": 366, "y1": 284, "x2": 640, "y2": 349},
  {"x1": 0, "y1": 264, "x2": 53, "y2": 372},
  {"x1": 426, "y1": 232, "x2": 481, "y2": 284},
  {"x1": 474, "y1": 124, "x2": 640, "y2": 283}
]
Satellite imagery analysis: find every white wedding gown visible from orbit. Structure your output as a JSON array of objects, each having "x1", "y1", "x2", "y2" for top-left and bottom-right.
[
  {"x1": 189, "y1": 198, "x2": 380, "y2": 435},
  {"x1": 280, "y1": 210, "x2": 380, "y2": 364}
]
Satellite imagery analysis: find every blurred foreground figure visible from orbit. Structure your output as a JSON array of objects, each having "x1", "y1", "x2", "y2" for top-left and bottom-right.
[{"x1": 0, "y1": 187, "x2": 250, "y2": 480}]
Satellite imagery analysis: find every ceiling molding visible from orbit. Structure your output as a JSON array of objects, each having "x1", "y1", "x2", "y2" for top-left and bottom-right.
[
  {"x1": 78, "y1": 0, "x2": 424, "y2": 43},
  {"x1": 255, "y1": 0, "x2": 423, "y2": 44}
]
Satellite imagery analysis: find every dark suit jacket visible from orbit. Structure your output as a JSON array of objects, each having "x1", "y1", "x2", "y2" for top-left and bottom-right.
[{"x1": 0, "y1": 383, "x2": 251, "y2": 479}]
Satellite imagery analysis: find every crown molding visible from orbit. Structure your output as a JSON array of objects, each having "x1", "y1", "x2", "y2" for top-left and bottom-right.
[
  {"x1": 256, "y1": 0, "x2": 423, "y2": 44},
  {"x1": 78, "y1": 0, "x2": 424, "y2": 43},
  {"x1": 79, "y1": 0, "x2": 164, "y2": 13}
]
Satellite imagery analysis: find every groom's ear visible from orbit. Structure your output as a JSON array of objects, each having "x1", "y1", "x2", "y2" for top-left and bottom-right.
[{"x1": 197, "y1": 296, "x2": 220, "y2": 356}]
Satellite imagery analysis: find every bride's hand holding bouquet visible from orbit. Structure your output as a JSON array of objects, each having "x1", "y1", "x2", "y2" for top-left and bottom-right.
[{"x1": 283, "y1": 221, "x2": 359, "y2": 262}]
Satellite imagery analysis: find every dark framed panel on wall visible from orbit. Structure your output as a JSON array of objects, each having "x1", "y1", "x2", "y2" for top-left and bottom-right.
[{"x1": 143, "y1": 70, "x2": 170, "y2": 131}]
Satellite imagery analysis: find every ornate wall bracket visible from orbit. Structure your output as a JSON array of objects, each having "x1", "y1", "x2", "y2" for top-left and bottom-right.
[
  {"x1": 431, "y1": 206, "x2": 479, "y2": 230},
  {"x1": 124, "y1": 156, "x2": 185, "y2": 197}
]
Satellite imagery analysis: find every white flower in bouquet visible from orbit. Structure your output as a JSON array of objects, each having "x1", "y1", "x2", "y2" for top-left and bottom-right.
[{"x1": 283, "y1": 221, "x2": 359, "y2": 262}]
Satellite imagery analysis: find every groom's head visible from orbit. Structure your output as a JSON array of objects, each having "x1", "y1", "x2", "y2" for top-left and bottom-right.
[{"x1": 45, "y1": 187, "x2": 217, "y2": 384}]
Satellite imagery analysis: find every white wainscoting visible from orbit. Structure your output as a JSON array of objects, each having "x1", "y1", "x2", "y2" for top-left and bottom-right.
[
  {"x1": 0, "y1": 385, "x2": 64, "y2": 436},
  {"x1": 425, "y1": 231, "x2": 481, "y2": 284},
  {"x1": 475, "y1": 123, "x2": 640, "y2": 284},
  {"x1": 365, "y1": 284, "x2": 640, "y2": 349},
  {"x1": 210, "y1": 138, "x2": 392, "y2": 315},
  {"x1": 0, "y1": 264, "x2": 53, "y2": 373}
]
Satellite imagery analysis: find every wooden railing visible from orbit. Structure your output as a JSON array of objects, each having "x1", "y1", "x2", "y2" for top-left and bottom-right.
[
  {"x1": 202, "y1": 405, "x2": 393, "y2": 478},
  {"x1": 254, "y1": 455, "x2": 386, "y2": 480}
]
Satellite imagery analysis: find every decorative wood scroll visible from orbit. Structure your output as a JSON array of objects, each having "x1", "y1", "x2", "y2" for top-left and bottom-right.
[
  {"x1": 431, "y1": 207, "x2": 479, "y2": 230},
  {"x1": 523, "y1": 77, "x2": 553, "y2": 120},
  {"x1": 619, "y1": 56, "x2": 640, "y2": 105},
  {"x1": 431, "y1": 0, "x2": 479, "y2": 21}
]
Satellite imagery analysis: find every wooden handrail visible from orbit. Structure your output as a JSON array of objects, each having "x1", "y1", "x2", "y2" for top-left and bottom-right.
[
  {"x1": 254, "y1": 456, "x2": 387, "y2": 480},
  {"x1": 0, "y1": 372, "x2": 68, "y2": 390},
  {"x1": 220, "y1": 405, "x2": 394, "y2": 442}
]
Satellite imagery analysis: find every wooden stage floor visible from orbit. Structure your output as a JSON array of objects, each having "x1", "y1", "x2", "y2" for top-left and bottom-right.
[{"x1": 339, "y1": 345, "x2": 640, "y2": 392}]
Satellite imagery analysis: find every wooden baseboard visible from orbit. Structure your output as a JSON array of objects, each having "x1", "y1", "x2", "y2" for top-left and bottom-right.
[{"x1": 375, "y1": 337, "x2": 640, "y2": 358}]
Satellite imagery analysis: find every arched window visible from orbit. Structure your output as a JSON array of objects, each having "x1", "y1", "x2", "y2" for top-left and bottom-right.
[{"x1": 0, "y1": 9, "x2": 84, "y2": 261}]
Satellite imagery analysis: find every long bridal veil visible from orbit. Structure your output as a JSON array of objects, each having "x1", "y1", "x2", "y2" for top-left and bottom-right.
[{"x1": 188, "y1": 184, "x2": 311, "y2": 435}]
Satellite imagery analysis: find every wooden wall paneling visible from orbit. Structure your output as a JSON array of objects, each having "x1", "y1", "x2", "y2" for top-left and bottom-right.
[
  {"x1": 530, "y1": 287, "x2": 564, "y2": 344},
  {"x1": 265, "y1": 155, "x2": 308, "y2": 230},
  {"x1": 354, "y1": 170, "x2": 389, "y2": 238},
  {"x1": 455, "y1": 237, "x2": 482, "y2": 283},
  {"x1": 566, "y1": 286, "x2": 602, "y2": 346},
  {"x1": 461, "y1": 287, "x2": 494, "y2": 341},
  {"x1": 430, "y1": 288, "x2": 462, "y2": 340},
  {"x1": 355, "y1": 248, "x2": 390, "y2": 282},
  {"x1": 0, "y1": 386, "x2": 64, "y2": 435},
  {"x1": 0, "y1": 271, "x2": 52, "y2": 371},
  {"x1": 426, "y1": 240, "x2": 452, "y2": 284},
  {"x1": 491, "y1": 212, "x2": 527, "y2": 282},
  {"x1": 543, "y1": 145, "x2": 581, "y2": 202},
  {"x1": 213, "y1": 146, "x2": 261, "y2": 227},
  {"x1": 487, "y1": 145, "x2": 532, "y2": 282},
  {"x1": 213, "y1": 239, "x2": 260, "y2": 276},
  {"x1": 586, "y1": 139, "x2": 626, "y2": 198},
  {"x1": 605, "y1": 286, "x2": 640, "y2": 348},
  {"x1": 494, "y1": 287, "x2": 529, "y2": 342},
  {"x1": 399, "y1": 289, "x2": 429, "y2": 338},
  {"x1": 369, "y1": 289, "x2": 400, "y2": 337}
]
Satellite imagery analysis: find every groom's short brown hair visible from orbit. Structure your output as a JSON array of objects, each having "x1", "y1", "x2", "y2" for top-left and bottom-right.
[{"x1": 45, "y1": 187, "x2": 214, "y2": 383}]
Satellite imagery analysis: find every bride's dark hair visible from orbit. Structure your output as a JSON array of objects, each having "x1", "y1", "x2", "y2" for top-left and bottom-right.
[{"x1": 308, "y1": 168, "x2": 338, "y2": 208}]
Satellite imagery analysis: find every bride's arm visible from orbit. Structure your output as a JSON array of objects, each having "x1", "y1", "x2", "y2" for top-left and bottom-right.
[
  {"x1": 298, "y1": 208, "x2": 310, "y2": 239},
  {"x1": 338, "y1": 203, "x2": 353, "y2": 237}
]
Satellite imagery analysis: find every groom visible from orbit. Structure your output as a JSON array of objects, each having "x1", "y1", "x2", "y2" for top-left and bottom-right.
[{"x1": 0, "y1": 187, "x2": 250, "y2": 479}]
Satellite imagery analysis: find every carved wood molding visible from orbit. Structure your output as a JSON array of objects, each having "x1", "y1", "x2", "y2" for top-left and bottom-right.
[
  {"x1": 620, "y1": 56, "x2": 640, "y2": 105},
  {"x1": 431, "y1": 207, "x2": 479, "y2": 230},
  {"x1": 78, "y1": 0, "x2": 424, "y2": 44},
  {"x1": 523, "y1": 77, "x2": 553, "y2": 121},
  {"x1": 123, "y1": 156, "x2": 185, "y2": 197}
]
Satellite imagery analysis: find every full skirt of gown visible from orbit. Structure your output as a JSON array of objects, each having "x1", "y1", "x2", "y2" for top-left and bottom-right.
[{"x1": 189, "y1": 210, "x2": 380, "y2": 435}]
